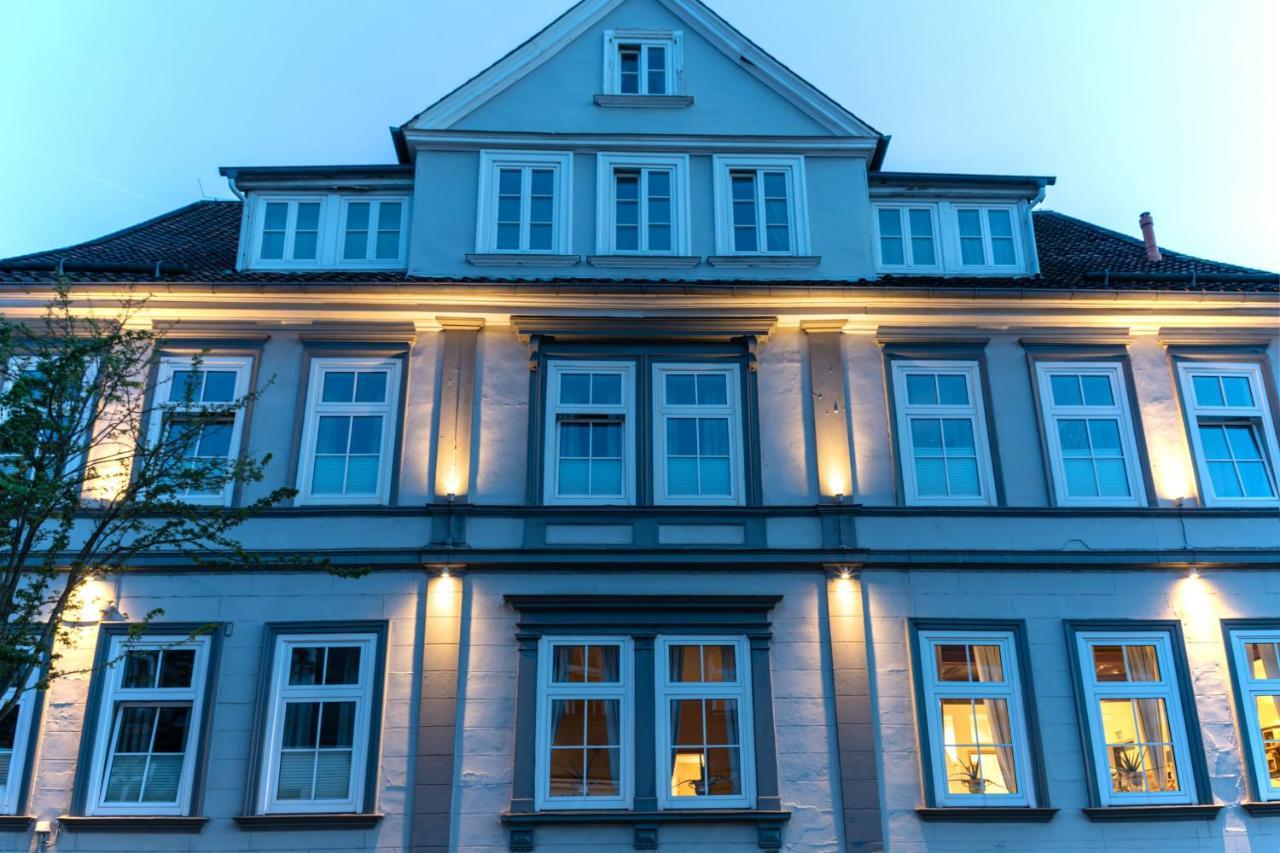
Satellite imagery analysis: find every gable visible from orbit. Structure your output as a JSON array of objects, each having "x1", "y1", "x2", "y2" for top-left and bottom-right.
[{"x1": 405, "y1": 0, "x2": 879, "y2": 139}]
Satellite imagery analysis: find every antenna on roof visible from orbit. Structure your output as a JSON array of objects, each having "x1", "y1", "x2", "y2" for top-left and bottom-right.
[{"x1": 196, "y1": 178, "x2": 219, "y2": 201}]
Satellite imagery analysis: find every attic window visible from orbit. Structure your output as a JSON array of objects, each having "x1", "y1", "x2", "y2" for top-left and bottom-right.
[
  {"x1": 603, "y1": 30, "x2": 682, "y2": 97},
  {"x1": 245, "y1": 193, "x2": 410, "y2": 270}
]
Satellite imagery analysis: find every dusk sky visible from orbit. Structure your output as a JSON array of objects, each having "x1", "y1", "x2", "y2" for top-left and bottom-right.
[{"x1": 2, "y1": 0, "x2": 1277, "y2": 270}]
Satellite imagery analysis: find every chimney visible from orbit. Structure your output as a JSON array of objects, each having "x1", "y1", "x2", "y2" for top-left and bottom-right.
[{"x1": 1138, "y1": 211, "x2": 1162, "y2": 262}]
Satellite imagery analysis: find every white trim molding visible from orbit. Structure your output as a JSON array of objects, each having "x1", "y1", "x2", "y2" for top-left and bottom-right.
[
  {"x1": 594, "y1": 153, "x2": 691, "y2": 257},
  {"x1": 711, "y1": 155, "x2": 811, "y2": 258},
  {"x1": 543, "y1": 360, "x2": 637, "y2": 506},
  {"x1": 241, "y1": 192, "x2": 410, "y2": 272},
  {"x1": 602, "y1": 29, "x2": 684, "y2": 96},
  {"x1": 652, "y1": 362, "x2": 746, "y2": 506},
  {"x1": 475, "y1": 150, "x2": 574, "y2": 256},
  {"x1": 1226, "y1": 628, "x2": 1280, "y2": 802}
]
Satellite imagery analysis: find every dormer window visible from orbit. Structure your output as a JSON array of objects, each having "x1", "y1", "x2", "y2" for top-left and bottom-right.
[
  {"x1": 245, "y1": 193, "x2": 410, "y2": 270},
  {"x1": 603, "y1": 30, "x2": 683, "y2": 97},
  {"x1": 956, "y1": 206, "x2": 1019, "y2": 268}
]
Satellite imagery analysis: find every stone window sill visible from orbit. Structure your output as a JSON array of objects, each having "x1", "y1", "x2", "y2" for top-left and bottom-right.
[
  {"x1": 594, "y1": 94, "x2": 693, "y2": 108},
  {"x1": 234, "y1": 813, "x2": 383, "y2": 830},
  {"x1": 465, "y1": 253, "x2": 581, "y2": 267},
  {"x1": 1081, "y1": 804, "x2": 1222, "y2": 822},
  {"x1": 1243, "y1": 801, "x2": 1280, "y2": 816},
  {"x1": 58, "y1": 815, "x2": 208, "y2": 832},
  {"x1": 502, "y1": 808, "x2": 790, "y2": 850},
  {"x1": 707, "y1": 255, "x2": 821, "y2": 269},
  {"x1": 0, "y1": 816, "x2": 32, "y2": 831},
  {"x1": 916, "y1": 807, "x2": 1057, "y2": 822},
  {"x1": 587, "y1": 255, "x2": 701, "y2": 269}
]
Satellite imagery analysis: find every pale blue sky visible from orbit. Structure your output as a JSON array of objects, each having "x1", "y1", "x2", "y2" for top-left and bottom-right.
[{"x1": 1, "y1": 0, "x2": 1277, "y2": 270}]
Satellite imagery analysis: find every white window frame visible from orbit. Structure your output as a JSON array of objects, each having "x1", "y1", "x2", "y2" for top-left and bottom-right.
[
  {"x1": 873, "y1": 204, "x2": 942, "y2": 272},
  {"x1": 534, "y1": 636, "x2": 634, "y2": 811},
  {"x1": 0, "y1": 356, "x2": 36, "y2": 463},
  {"x1": 475, "y1": 151, "x2": 574, "y2": 255},
  {"x1": 258, "y1": 632, "x2": 379, "y2": 815},
  {"x1": 1177, "y1": 362, "x2": 1280, "y2": 507},
  {"x1": 147, "y1": 356, "x2": 253, "y2": 507},
  {"x1": 712, "y1": 155, "x2": 811, "y2": 257},
  {"x1": 1035, "y1": 361, "x2": 1145, "y2": 507},
  {"x1": 1074, "y1": 630, "x2": 1197, "y2": 807},
  {"x1": 916, "y1": 630, "x2": 1035, "y2": 807},
  {"x1": 336, "y1": 196, "x2": 410, "y2": 268},
  {"x1": 296, "y1": 357, "x2": 402, "y2": 507},
  {"x1": 595, "y1": 153, "x2": 691, "y2": 256},
  {"x1": 655, "y1": 635, "x2": 755, "y2": 810},
  {"x1": 652, "y1": 363, "x2": 745, "y2": 506},
  {"x1": 602, "y1": 30, "x2": 683, "y2": 95},
  {"x1": 0, "y1": 681, "x2": 38, "y2": 815},
  {"x1": 1227, "y1": 628, "x2": 1280, "y2": 802},
  {"x1": 949, "y1": 204, "x2": 1023, "y2": 272},
  {"x1": 891, "y1": 361, "x2": 997, "y2": 506},
  {"x1": 544, "y1": 360, "x2": 636, "y2": 506},
  {"x1": 83, "y1": 634, "x2": 213, "y2": 816},
  {"x1": 244, "y1": 193, "x2": 411, "y2": 271}
]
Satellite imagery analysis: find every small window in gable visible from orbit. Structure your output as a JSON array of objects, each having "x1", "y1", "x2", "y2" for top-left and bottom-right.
[
  {"x1": 604, "y1": 30, "x2": 682, "y2": 96},
  {"x1": 246, "y1": 194, "x2": 410, "y2": 270}
]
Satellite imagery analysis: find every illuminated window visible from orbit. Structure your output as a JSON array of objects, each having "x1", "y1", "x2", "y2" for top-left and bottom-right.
[
  {"x1": 657, "y1": 637, "x2": 754, "y2": 809},
  {"x1": 915, "y1": 630, "x2": 1034, "y2": 806},
  {"x1": 1072, "y1": 629, "x2": 1199, "y2": 806},
  {"x1": 1226, "y1": 628, "x2": 1280, "y2": 801},
  {"x1": 1035, "y1": 361, "x2": 1145, "y2": 506},
  {"x1": 1177, "y1": 362, "x2": 1280, "y2": 506},
  {"x1": 535, "y1": 638, "x2": 632, "y2": 810}
]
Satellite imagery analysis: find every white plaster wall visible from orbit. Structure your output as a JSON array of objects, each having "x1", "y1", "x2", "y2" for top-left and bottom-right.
[
  {"x1": 758, "y1": 329, "x2": 818, "y2": 505},
  {"x1": 453, "y1": 570, "x2": 843, "y2": 852},
  {"x1": 866, "y1": 567, "x2": 1280, "y2": 851},
  {"x1": 25, "y1": 571, "x2": 424, "y2": 853},
  {"x1": 471, "y1": 327, "x2": 531, "y2": 505}
]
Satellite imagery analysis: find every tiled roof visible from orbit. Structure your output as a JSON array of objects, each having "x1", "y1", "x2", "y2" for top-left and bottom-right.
[{"x1": 0, "y1": 201, "x2": 1274, "y2": 292}]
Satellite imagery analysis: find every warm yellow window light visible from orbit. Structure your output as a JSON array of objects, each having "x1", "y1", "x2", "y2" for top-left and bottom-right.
[{"x1": 671, "y1": 750, "x2": 705, "y2": 797}]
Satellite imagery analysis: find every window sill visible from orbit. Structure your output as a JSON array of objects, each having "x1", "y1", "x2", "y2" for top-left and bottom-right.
[
  {"x1": 502, "y1": 809, "x2": 789, "y2": 850},
  {"x1": 1241, "y1": 801, "x2": 1280, "y2": 816},
  {"x1": 916, "y1": 807, "x2": 1057, "y2": 823},
  {"x1": 234, "y1": 813, "x2": 383, "y2": 830},
  {"x1": 594, "y1": 94, "x2": 694, "y2": 109},
  {"x1": 466, "y1": 253, "x2": 581, "y2": 267},
  {"x1": 1081, "y1": 804, "x2": 1222, "y2": 822},
  {"x1": 707, "y1": 255, "x2": 821, "y2": 269},
  {"x1": 58, "y1": 815, "x2": 208, "y2": 832},
  {"x1": 0, "y1": 816, "x2": 32, "y2": 831},
  {"x1": 587, "y1": 255, "x2": 702, "y2": 269}
]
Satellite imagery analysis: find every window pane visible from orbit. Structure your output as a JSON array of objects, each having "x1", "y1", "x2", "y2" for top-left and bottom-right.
[
  {"x1": 1240, "y1": 462, "x2": 1276, "y2": 498},
  {"x1": 530, "y1": 169, "x2": 554, "y2": 197},
  {"x1": 318, "y1": 702, "x2": 356, "y2": 748},
  {"x1": 1050, "y1": 375, "x2": 1082, "y2": 406},
  {"x1": 1093, "y1": 645, "x2": 1127, "y2": 681},
  {"x1": 699, "y1": 418, "x2": 730, "y2": 455},
  {"x1": 1081, "y1": 375, "x2": 1114, "y2": 406},
  {"x1": 260, "y1": 231, "x2": 285, "y2": 260},
  {"x1": 1088, "y1": 419, "x2": 1122, "y2": 455},
  {"x1": 1125, "y1": 644, "x2": 1160, "y2": 680},
  {"x1": 880, "y1": 235, "x2": 904, "y2": 265},
  {"x1": 122, "y1": 651, "x2": 159, "y2": 689},
  {"x1": 322, "y1": 372, "x2": 355, "y2": 403},
  {"x1": 1226, "y1": 425, "x2": 1264, "y2": 461},
  {"x1": 702, "y1": 645, "x2": 736, "y2": 682},
  {"x1": 353, "y1": 371, "x2": 387, "y2": 403},
  {"x1": 937, "y1": 375, "x2": 968, "y2": 405},
  {"x1": 733, "y1": 224, "x2": 758, "y2": 253},
  {"x1": 289, "y1": 648, "x2": 324, "y2": 686},
  {"x1": 529, "y1": 224, "x2": 553, "y2": 251},
  {"x1": 315, "y1": 417, "x2": 350, "y2": 454},
  {"x1": 911, "y1": 419, "x2": 943, "y2": 454},
  {"x1": 906, "y1": 374, "x2": 937, "y2": 405},
  {"x1": 314, "y1": 750, "x2": 353, "y2": 799},
  {"x1": 553, "y1": 646, "x2": 586, "y2": 683},
  {"x1": 705, "y1": 699, "x2": 739, "y2": 744},
  {"x1": 344, "y1": 202, "x2": 370, "y2": 261},
  {"x1": 560, "y1": 373, "x2": 591, "y2": 405},
  {"x1": 667, "y1": 418, "x2": 698, "y2": 455},
  {"x1": 559, "y1": 423, "x2": 590, "y2": 458},
  {"x1": 667, "y1": 457, "x2": 697, "y2": 495},
  {"x1": 1199, "y1": 425, "x2": 1231, "y2": 458},
  {"x1": 558, "y1": 459, "x2": 589, "y2": 495},
  {"x1": 647, "y1": 45, "x2": 667, "y2": 94},
  {"x1": 915, "y1": 458, "x2": 946, "y2": 495},
  {"x1": 765, "y1": 225, "x2": 790, "y2": 252},
  {"x1": 947, "y1": 458, "x2": 980, "y2": 496},
  {"x1": 991, "y1": 238, "x2": 1016, "y2": 265},
  {"x1": 1222, "y1": 376, "x2": 1255, "y2": 407},
  {"x1": 942, "y1": 419, "x2": 974, "y2": 451},
  {"x1": 590, "y1": 459, "x2": 622, "y2": 495},
  {"x1": 936, "y1": 645, "x2": 972, "y2": 681},
  {"x1": 1192, "y1": 375, "x2": 1224, "y2": 407},
  {"x1": 987, "y1": 209, "x2": 1013, "y2": 237},
  {"x1": 670, "y1": 699, "x2": 703, "y2": 745},
  {"x1": 292, "y1": 232, "x2": 318, "y2": 260},
  {"x1": 295, "y1": 203, "x2": 320, "y2": 231},
  {"x1": 586, "y1": 645, "x2": 620, "y2": 683},
  {"x1": 705, "y1": 746, "x2": 742, "y2": 795},
  {"x1": 666, "y1": 373, "x2": 697, "y2": 405},
  {"x1": 1247, "y1": 643, "x2": 1280, "y2": 680},
  {"x1": 348, "y1": 416, "x2": 382, "y2": 454},
  {"x1": 911, "y1": 235, "x2": 936, "y2": 266},
  {"x1": 1095, "y1": 459, "x2": 1130, "y2": 497},
  {"x1": 695, "y1": 374, "x2": 727, "y2": 405},
  {"x1": 345, "y1": 456, "x2": 379, "y2": 494},
  {"x1": 670, "y1": 645, "x2": 702, "y2": 682},
  {"x1": 496, "y1": 224, "x2": 520, "y2": 250},
  {"x1": 158, "y1": 650, "x2": 195, "y2": 688},
  {"x1": 325, "y1": 647, "x2": 361, "y2": 685},
  {"x1": 264, "y1": 202, "x2": 288, "y2": 230},
  {"x1": 699, "y1": 457, "x2": 731, "y2": 495},
  {"x1": 585, "y1": 748, "x2": 620, "y2": 796},
  {"x1": 202, "y1": 371, "x2": 237, "y2": 403},
  {"x1": 1057, "y1": 419, "x2": 1089, "y2": 455},
  {"x1": 1208, "y1": 461, "x2": 1244, "y2": 497},
  {"x1": 878, "y1": 208, "x2": 902, "y2": 237}
]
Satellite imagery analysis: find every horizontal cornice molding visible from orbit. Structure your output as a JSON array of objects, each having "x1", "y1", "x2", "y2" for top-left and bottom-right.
[
  {"x1": 510, "y1": 314, "x2": 776, "y2": 343},
  {"x1": 405, "y1": 129, "x2": 877, "y2": 156}
]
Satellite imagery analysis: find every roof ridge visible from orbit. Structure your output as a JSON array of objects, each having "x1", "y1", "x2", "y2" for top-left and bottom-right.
[{"x1": 0, "y1": 199, "x2": 238, "y2": 265}]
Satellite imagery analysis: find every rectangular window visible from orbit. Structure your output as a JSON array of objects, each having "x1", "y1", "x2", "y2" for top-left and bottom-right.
[
  {"x1": 83, "y1": 634, "x2": 213, "y2": 816},
  {"x1": 341, "y1": 199, "x2": 405, "y2": 264},
  {"x1": 604, "y1": 31, "x2": 682, "y2": 96},
  {"x1": 657, "y1": 637, "x2": 754, "y2": 809},
  {"x1": 0, "y1": 683, "x2": 38, "y2": 815},
  {"x1": 297, "y1": 358, "x2": 402, "y2": 506},
  {"x1": 653, "y1": 364, "x2": 744, "y2": 505},
  {"x1": 477, "y1": 152, "x2": 572, "y2": 255},
  {"x1": 148, "y1": 357, "x2": 252, "y2": 506},
  {"x1": 258, "y1": 632, "x2": 379, "y2": 815},
  {"x1": 1072, "y1": 628, "x2": 1198, "y2": 806},
  {"x1": 713, "y1": 156, "x2": 809, "y2": 257},
  {"x1": 1177, "y1": 362, "x2": 1279, "y2": 506},
  {"x1": 892, "y1": 361, "x2": 996, "y2": 505},
  {"x1": 875, "y1": 205, "x2": 939, "y2": 269},
  {"x1": 544, "y1": 361, "x2": 635, "y2": 505},
  {"x1": 258, "y1": 200, "x2": 321, "y2": 263},
  {"x1": 0, "y1": 357, "x2": 37, "y2": 462},
  {"x1": 915, "y1": 629, "x2": 1035, "y2": 807},
  {"x1": 536, "y1": 638, "x2": 632, "y2": 810},
  {"x1": 955, "y1": 206, "x2": 1019, "y2": 268},
  {"x1": 595, "y1": 154, "x2": 689, "y2": 256},
  {"x1": 1035, "y1": 362, "x2": 1144, "y2": 506},
  {"x1": 1226, "y1": 627, "x2": 1280, "y2": 801}
]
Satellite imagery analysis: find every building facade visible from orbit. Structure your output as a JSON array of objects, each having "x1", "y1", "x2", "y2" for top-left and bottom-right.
[{"x1": 1, "y1": 1, "x2": 1278, "y2": 851}]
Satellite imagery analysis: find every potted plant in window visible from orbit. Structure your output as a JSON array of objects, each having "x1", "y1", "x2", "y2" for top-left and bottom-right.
[
  {"x1": 1111, "y1": 747, "x2": 1144, "y2": 792},
  {"x1": 951, "y1": 758, "x2": 986, "y2": 795}
]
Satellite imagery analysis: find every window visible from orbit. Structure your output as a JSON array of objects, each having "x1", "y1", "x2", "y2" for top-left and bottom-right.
[
  {"x1": 603, "y1": 30, "x2": 682, "y2": 96},
  {"x1": 653, "y1": 364, "x2": 745, "y2": 505},
  {"x1": 955, "y1": 206, "x2": 1020, "y2": 268},
  {"x1": 1035, "y1": 362, "x2": 1144, "y2": 506},
  {"x1": 657, "y1": 637, "x2": 754, "y2": 810},
  {"x1": 476, "y1": 151, "x2": 573, "y2": 255},
  {"x1": 297, "y1": 358, "x2": 402, "y2": 506},
  {"x1": 340, "y1": 198, "x2": 407, "y2": 265},
  {"x1": 891, "y1": 361, "x2": 997, "y2": 505},
  {"x1": 0, "y1": 682, "x2": 39, "y2": 815},
  {"x1": 257, "y1": 631, "x2": 380, "y2": 815},
  {"x1": 535, "y1": 638, "x2": 632, "y2": 810},
  {"x1": 1177, "y1": 362, "x2": 1280, "y2": 506},
  {"x1": 875, "y1": 205, "x2": 939, "y2": 270},
  {"x1": 0, "y1": 357, "x2": 37, "y2": 462},
  {"x1": 1225, "y1": 627, "x2": 1280, "y2": 801},
  {"x1": 914, "y1": 629, "x2": 1035, "y2": 807},
  {"x1": 148, "y1": 357, "x2": 252, "y2": 506},
  {"x1": 1071, "y1": 629, "x2": 1198, "y2": 806},
  {"x1": 713, "y1": 156, "x2": 810, "y2": 257},
  {"x1": 544, "y1": 362, "x2": 635, "y2": 505},
  {"x1": 595, "y1": 154, "x2": 690, "y2": 256},
  {"x1": 82, "y1": 634, "x2": 213, "y2": 816},
  {"x1": 246, "y1": 193, "x2": 410, "y2": 270}
]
